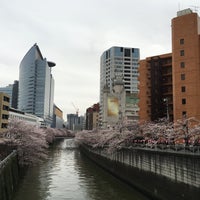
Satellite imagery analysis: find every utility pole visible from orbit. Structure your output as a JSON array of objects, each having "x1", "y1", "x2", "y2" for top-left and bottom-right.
[{"x1": 163, "y1": 98, "x2": 169, "y2": 122}]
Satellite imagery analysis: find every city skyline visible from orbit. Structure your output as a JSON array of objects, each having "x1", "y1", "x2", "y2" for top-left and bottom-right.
[{"x1": 0, "y1": 0, "x2": 198, "y2": 119}]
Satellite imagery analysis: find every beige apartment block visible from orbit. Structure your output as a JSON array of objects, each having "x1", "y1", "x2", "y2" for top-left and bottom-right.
[{"x1": 0, "y1": 93, "x2": 10, "y2": 133}]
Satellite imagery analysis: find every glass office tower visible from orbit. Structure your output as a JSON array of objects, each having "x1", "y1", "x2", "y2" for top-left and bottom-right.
[{"x1": 18, "y1": 44, "x2": 55, "y2": 125}]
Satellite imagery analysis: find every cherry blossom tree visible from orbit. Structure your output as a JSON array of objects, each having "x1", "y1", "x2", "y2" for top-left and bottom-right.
[
  {"x1": 140, "y1": 119, "x2": 174, "y2": 145},
  {"x1": 75, "y1": 123, "x2": 141, "y2": 153},
  {"x1": 0, "y1": 118, "x2": 76, "y2": 165},
  {"x1": 43, "y1": 127, "x2": 75, "y2": 144},
  {"x1": 174, "y1": 117, "x2": 200, "y2": 145},
  {"x1": 75, "y1": 117, "x2": 200, "y2": 152},
  {"x1": 2, "y1": 119, "x2": 48, "y2": 165}
]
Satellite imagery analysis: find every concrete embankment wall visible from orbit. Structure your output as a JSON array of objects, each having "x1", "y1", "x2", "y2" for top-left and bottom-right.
[
  {"x1": 79, "y1": 145, "x2": 200, "y2": 200},
  {"x1": 0, "y1": 151, "x2": 19, "y2": 200}
]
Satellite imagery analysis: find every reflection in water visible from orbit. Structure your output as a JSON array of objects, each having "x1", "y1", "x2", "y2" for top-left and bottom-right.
[{"x1": 13, "y1": 139, "x2": 149, "y2": 200}]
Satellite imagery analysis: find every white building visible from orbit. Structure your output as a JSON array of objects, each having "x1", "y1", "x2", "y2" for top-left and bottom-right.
[
  {"x1": 100, "y1": 46, "x2": 140, "y2": 128},
  {"x1": 9, "y1": 108, "x2": 45, "y2": 128}
]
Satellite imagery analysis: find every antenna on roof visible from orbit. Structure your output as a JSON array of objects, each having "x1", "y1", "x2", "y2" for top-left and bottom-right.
[{"x1": 178, "y1": 2, "x2": 181, "y2": 11}]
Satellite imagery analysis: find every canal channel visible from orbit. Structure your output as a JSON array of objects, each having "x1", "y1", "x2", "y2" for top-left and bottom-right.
[{"x1": 12, "y1": 138, "x2": 150, "y2": 200}]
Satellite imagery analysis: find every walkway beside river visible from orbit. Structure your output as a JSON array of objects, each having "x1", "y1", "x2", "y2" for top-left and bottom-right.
[{"x1": 12, "y1": 139, "x2": 149, "y2": 200}]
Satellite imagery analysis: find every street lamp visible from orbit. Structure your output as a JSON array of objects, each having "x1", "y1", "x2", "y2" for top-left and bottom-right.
[{"x1": 163, "y1": 98, "x2": 169, "y2": 122}]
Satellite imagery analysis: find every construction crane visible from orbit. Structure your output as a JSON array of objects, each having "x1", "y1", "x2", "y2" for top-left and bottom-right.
[{"x1": 72, "y1": 102, "x2": 79, "y2": 116}]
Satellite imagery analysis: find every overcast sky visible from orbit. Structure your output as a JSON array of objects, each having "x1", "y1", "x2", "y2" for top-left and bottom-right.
[{"x1": 0, "y1": 0, "x2": 199, "y2": 120}]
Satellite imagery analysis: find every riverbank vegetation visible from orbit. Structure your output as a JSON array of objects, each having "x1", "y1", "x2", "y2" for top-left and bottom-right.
[
  {"x1": 75, "y1": 117, "x2": 200, "y2": 153},
  {"x1": 0, "y1": 119, "x2": 74, "y2": 165}
]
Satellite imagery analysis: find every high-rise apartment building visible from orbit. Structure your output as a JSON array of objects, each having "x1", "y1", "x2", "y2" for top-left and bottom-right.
[
  {"x1": 18, "y1": 44, "x2": 55, "y2": 125},
  {"x1": 172, "y1": 9, "x2": 200, "y2": 121},
  {"x1": 67, "y1": 114, "x2": 84, "y2": 131},
  {"x1": 100, "y1": 46, "x2": 140, "y2": 128},
  {"x1": 139, "y1": 8, "x2": 200, "y2": 122},
  {"x1": 138, "y1": 54, "x2": 173, "y2": 122}
]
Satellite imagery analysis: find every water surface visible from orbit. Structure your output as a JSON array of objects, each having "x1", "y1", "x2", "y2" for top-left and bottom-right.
[{"x1": 13, "y1": 139, "x2": 149, "y2": 200}]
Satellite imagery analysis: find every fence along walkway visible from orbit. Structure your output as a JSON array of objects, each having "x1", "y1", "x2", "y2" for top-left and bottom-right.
[{"x1": 0, "y1": 150, "x2": 19, "y2": 200}]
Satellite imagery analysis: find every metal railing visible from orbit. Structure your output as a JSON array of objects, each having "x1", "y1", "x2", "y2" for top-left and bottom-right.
[
  {"x1": 0, "y1": 150, "x2": 17, "y2": 169},
  {"x1": 125, "y1": 143, "x2": 200, "y2": 155}
]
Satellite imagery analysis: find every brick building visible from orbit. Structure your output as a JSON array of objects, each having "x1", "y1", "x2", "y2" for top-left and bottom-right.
[
  {"x1": 139, "y1": 9, "x2": 200, "y2": 122},
  {"x1": 85, "y1": 103, "x2": 99, "y2": 130},
  {"x1": 172, "y1": 9, "x2": 200, "y2": 121},
  {"x1": 139, "y1": 53, "x2": 172, "y2": 122}
]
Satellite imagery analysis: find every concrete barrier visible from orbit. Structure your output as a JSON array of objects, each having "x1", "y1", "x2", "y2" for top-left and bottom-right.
[{"x1": 80, "y1": 144, "x2": 200, "y2": 200}]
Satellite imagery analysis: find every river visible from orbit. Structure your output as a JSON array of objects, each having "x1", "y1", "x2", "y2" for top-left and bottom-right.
[{"x1": 12, "y1": 138, "x2": 150, "y2": 200}]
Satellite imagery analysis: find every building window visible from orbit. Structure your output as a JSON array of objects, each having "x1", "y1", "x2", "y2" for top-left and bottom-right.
[
  {"x1": 106, "y1": 51, "x2": 109, "y2": 59},
  {"x1": 124, "y1": 49, "x2": 131, "y2": 57},
  {"x1": 180, "y1": 62, "x2": 185, "y2": 68},
  {"x1": 2, "y1": 114, "x2": 9, "y2": 119},
  {"x1": 180, "y1": 38, "x2": 184, "y2": 45},
  {"x1": 181, "y1": 86, "x2": 186, "y2": 92},
  {"x1": 180, "y1": 50, "x2": 184, "y2": 56},
  {"x1": 3, "y1": 96, "x2": 9, "y2": 102},
  {"x1": 181, "y1": 74, "x2": 185, "y2": 80},
  {"x1": 3, "y1": 105, "x2": 9, "y2": 111},
  {"x1": 1, "y1": 123, "x2": 8, "y2": 128},
  {"x1": 182, "y1": 98, "x2": 186, "y2": 104},
  {"x1": 182, "y1": 111, "x2": 187, "y2": 117}
]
